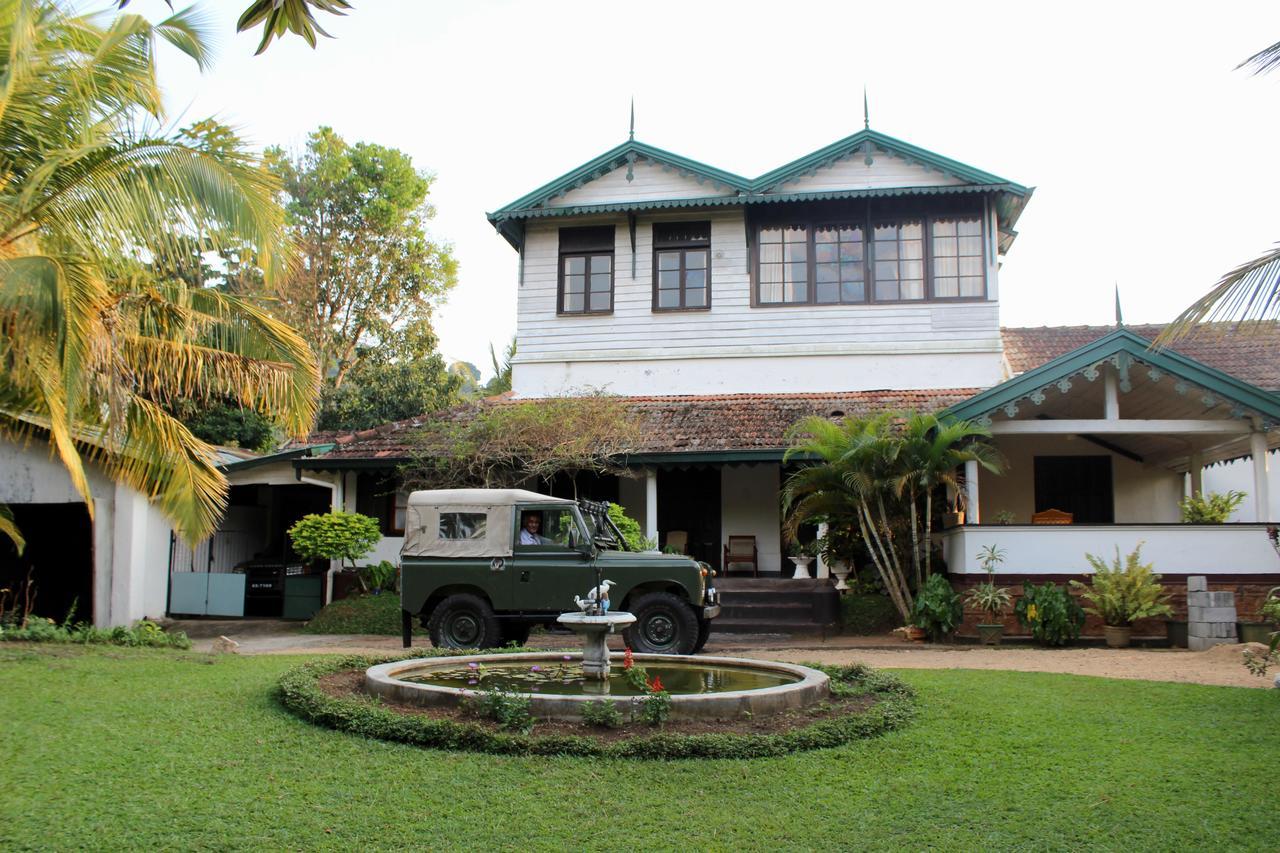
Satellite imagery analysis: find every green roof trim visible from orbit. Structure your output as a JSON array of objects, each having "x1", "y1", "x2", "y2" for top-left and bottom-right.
[
  {"x1": 487, "y1": 129, "x2": 1033, "y2": 252},
  {"x1": 945, "y1": 328, "x2": 1280, "y2": 426},
  {"x1": 221, "y1": 443, "x2": 334, "y2": 473}
]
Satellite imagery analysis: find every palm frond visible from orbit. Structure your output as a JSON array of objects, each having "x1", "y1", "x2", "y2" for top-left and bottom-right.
[
  {"x1": 0, "y1": 502, "x2": 25, "y2": 554},
  {"x1": 1155, "y1": 243, "x2": 1280, "y2": 347},
  {"x1": 1238, "y1": 39, "x2": 1280, "y2": 76}
]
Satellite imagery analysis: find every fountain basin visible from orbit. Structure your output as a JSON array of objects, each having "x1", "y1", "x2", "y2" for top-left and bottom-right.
[{"x1": 365, "y1": 653, "x2": 830, "y2": 721}]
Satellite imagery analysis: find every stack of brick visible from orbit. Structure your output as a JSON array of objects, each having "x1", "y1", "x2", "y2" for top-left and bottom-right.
[{"x1": 1187, "y1": 576, "x2": 1238, "y2": 651}]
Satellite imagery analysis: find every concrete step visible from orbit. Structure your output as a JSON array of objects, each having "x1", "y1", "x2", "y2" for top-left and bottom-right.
[{"x1": 711, "y1": 618, "x2": 838, "y2": 635}]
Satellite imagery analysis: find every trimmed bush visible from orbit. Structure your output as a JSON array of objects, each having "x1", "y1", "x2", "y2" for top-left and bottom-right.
[
  {"x1": 303, "y1": 593, "x2": 423, "y2": 635},
  {"x1": 0, "y1": 617, "x2": 190, "y2": 649},
  {"x1": 276, "y1": 655, "x2": 917, "y2": 760},
  {"x1": 840, "y1": 593, "x2": 900, "y2": 634},
  {"x1": 1014, "y1": 581, "x2": 1085, "y2": 646}
]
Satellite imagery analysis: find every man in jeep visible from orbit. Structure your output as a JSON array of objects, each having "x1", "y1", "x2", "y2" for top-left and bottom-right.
[{"x1": 399, "y1": 489, "x2": 719, "y2": 655}]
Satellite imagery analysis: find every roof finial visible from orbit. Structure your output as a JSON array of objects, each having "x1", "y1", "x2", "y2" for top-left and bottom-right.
[
  {"x1": 629, "y1": 97, "x2": 635, "y2": 141},
  {"x1": 1114, "y1": 283, "x2": 1124, "y2": 327},
  {"x1": 863, "y1": 86, "x2": 870, "y2": 130}
]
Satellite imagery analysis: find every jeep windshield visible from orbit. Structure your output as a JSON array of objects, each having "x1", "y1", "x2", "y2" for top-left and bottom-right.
[{"x1": 577, "y1": 499, "x2": 632, "y2": 551}]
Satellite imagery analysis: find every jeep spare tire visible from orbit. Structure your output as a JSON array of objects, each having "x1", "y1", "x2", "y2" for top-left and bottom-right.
[
  {"x1": 623, "y1": 592, "x2": 699, "y2": 655},
  {"x1": 428, "y1": 593, "x2": 501, "y2": 649}
]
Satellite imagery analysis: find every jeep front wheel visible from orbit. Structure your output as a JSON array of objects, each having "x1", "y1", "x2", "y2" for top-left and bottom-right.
[
  {"x1": 623, "y1": 592, "x2": 698, "y2": 655},
  {"x1": 428, "y1": 594, "x2": 501, "y2": 649}
]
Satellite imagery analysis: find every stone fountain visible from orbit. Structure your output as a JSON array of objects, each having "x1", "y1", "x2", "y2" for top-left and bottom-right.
[{"x1": 556, "y1": 577, "x2": 634, "y2": 679}]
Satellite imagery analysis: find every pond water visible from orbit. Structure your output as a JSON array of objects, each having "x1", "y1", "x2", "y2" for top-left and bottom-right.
[{"x1": 402, "y1": 659, "x2": 798, "y2": 696}]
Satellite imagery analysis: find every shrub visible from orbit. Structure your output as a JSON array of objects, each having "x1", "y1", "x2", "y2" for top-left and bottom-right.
[
  {"x1": 358, "y1": 560, "x2": 398, "y2": 593},
  {"x1": 840, "y1": 593, "x2": 899, "y2": 634},
  {"x1": 466, "y1": 686, "x2": 534, "y2": 733},
  {"x1": 303, "y1": 592, "x2": 421, "y2": 635},
  {"x1": 1014, "y1": 581, "x2": 1085, "y2": 646},
  {"x1": 287, "y1": 511, "x2": 381, "y2": 573},
  {"x1": 1072, "y1": 544, "x2": 1173, "y2": 627},
  {"x1": 0, "y1": 617, "x2": 191, "y2": 649},
  {"x1": 964, "y1": 544, "x2": 1012, "y2": 622},
  {"x1": 606, "y1": 503, "x2": 647, "y2": 552},
  {"x1": 911, "y1": 574, "x2": 962, "y2": 640},
  {"x1": 1179, "y1": 490, "x2": 1246, "y2": 523},
  {"x1": 581, "y1": 700, "x2": 622, "y2": 729}
]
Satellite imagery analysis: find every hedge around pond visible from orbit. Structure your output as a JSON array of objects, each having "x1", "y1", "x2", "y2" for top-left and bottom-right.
[{"x1": 276, "y1": 652, "x2": 917, "y2": 760}]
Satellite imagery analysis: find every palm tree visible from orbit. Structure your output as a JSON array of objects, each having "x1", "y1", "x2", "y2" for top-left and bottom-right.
[
  {"x1": 0, "y1": 1, "x2": 318, "y2": 545},
  {"x1": 890, "y1": 412, "x2": 1004, "y2": 585},
  {"x1": 1160, "y1": 39, "x2": 1280, "y2": 343}
]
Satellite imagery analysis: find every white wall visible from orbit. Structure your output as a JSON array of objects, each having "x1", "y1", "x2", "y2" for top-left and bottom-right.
[
  {"x1": 547, "y1": 159, "x2": 737, "y2": 207},
  {"x1": 720, "y1": 464, "x2": 782, "y2": 575},
  {"x1": 513, "y1": 212, "x2": 1004, "y2": 396},
  {"x1": 977, "y1": 435, "x2": 1184, "y2": 524},
  {"x1": 763, "y1": 151, "x2": 967, "y2": 194},
  {"x1": 1200, "y1": 450, "x2": 1280, "y2": 522}
]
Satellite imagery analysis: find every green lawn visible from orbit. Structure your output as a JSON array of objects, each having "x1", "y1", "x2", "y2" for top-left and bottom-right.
[{"x1": 1, "y1": 645, "x2": 1275, "y2": 851}]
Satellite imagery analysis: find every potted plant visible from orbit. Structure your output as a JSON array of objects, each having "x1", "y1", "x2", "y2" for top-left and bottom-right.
[
  {"x1": 942, "y1": 494, "x2": 966, "y2": 529},
  {"x1": 786, "y1": 540, "x2": 814, "y2": 580},
  {"x1": 817, "y1": 524, "x2": 858, "y2": 593},
  {"x1": 993, "y1": 510, "x2": 1016, "y2": 525},
  {"x1": 911, "y1": 573, "x2": 963, "y2": 642},
  {"x1": 1071, "y1": 544, "x2": 1173, "y2": 648},
  {"x1": 964, "y1": 545, "x2": 1012, "y2": 645},
  {"x1": 1178, "y1": 490, "x2": 1246, "y2": 523},
  {"x1": 1238, "y1": 586, "x2": 1280, "y2": 644}
]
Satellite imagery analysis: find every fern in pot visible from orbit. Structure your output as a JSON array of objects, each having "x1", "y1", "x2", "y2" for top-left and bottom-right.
[
  {"x1": 964, "y1": 545, "x2": 1012, "y2": 645},
  {"x1": 1070, "y1": 543, "x2": 1173, "y2": 648}
]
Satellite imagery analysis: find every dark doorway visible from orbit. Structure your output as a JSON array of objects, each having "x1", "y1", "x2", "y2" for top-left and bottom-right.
[
  {"x1": 0, "y1": 503, "x2": 93, "y2": 623},
  {"x1": 1034, "y1": 456, "x2": 1114, "y2": 523},
  {"x1": 657, "y1": 467, "x2": 721, "y2": 570}
]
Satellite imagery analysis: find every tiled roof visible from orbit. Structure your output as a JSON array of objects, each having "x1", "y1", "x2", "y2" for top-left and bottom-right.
[
  {"x1": 310, "y1": 389, "x2": 979, "y2": 462},
  {"x1": 1001, "y1": 323, "x2": 1280, "y2": 391}
]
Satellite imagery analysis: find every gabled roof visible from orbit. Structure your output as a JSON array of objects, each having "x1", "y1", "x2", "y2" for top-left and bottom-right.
[
  {"x1": 949, "y1": 327, "x2": 1280, "y2": 427},
  {"x1": 1002, "y1": 323, "x2": 1280, "y2": 392},
  {"x1": 488, "y1": 129, "x2": 1033, "y2": 252}
]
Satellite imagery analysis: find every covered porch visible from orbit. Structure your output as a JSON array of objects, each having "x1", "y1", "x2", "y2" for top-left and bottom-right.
[{"x1": 944, "y1": 328, "x2": 1280, "y2": 577}]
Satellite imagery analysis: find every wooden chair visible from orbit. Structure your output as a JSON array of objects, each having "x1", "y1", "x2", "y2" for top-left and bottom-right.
[
  {"x1": 664, "y1": 530, "x2": 688, "y2": 554},
  {"x1": 723, "y1": 535, "x2": 759, "y2": 577},
  {"x1": 1031, "y1": 508, "x2": 1073, "y2": 525}
]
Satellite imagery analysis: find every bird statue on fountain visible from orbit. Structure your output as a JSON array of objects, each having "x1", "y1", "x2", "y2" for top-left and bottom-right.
[{"x1": 572, "y1": 579, "x2": 615, "y2": 615}]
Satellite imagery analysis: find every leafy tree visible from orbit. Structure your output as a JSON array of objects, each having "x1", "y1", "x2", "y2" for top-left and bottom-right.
[
  {"x1": 176, "y1": 401, "x2": 278, "y2": 451},
  {"x1": 267, "y1": 127, "x2": 458, "y2": 390},
  {"x1": 118, "y1": 0, "x2": 352, "y2": 54},
  {"x1": 287, "y1": 511, "x2": 381, "y2": 571},
  {"x1": 1161, "y1": 39, "x2": 1280, "y2": 342},
  {"x1": 317, "y1": 326, "x2": 461, "y2": 432},
  {"x1": 0, "y1": 1, "x2": 317, "y2": 543},
  {"x1": 448, "y1": 361, "x2": 482, "y2": 398}
]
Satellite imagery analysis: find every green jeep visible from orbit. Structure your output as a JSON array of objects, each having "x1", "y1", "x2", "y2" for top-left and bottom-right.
[{"x1": 399, "y1": 488, "x2": 720, "y2": 654}]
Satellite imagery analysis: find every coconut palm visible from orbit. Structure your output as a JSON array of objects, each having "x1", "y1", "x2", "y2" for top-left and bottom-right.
[
  {"x1": 1160, "y1": 39, "x2": 1280, "y2": 343},
  {"x1": 0, "y1": 0, "x2": 317, "y2": 545}
]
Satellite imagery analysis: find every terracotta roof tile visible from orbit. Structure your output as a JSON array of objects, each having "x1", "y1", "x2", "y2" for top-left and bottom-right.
[
  {"x1": 1001, "y1": 323, "x2": 1280, "y2": 391},
  {"x1": 314, "y1": 389, "x2": 979, "y2": 461}
]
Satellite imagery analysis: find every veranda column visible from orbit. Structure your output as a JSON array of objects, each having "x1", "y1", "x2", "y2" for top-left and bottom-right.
[
  {"x1": 964, "y1": 459, "x2": 981, "y2": 524},
  {"x1": 1188, "y1": 451, "x2": 1203, "y2": 498},
  {"x1": 645, "y1": 468, "x2": 659, "y2": 547},
  {"x1": 1250, "y1": 432, "x2": 1271, "y2": 522}
]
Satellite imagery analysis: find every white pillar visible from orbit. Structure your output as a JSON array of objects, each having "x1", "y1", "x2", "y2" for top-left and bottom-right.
[
  {"x1": 1103, "y1": 367, "x2": 1120, "y2": 419},
  {"x1": 1250, "y1": 432, "x2": 1271, "y2": 522},
  {"x1": 815, "y1": 521, "x2": 830, "y2": 579},
  {"x1": 1188, "y1": 451, "x2": 1203, "y2": 498},
  {"x1": 644, "y1": 468, "x2": 658, "y2": 547},
  {"x1": 964, "y1": 459, "x2": 980, "y2": 524}
]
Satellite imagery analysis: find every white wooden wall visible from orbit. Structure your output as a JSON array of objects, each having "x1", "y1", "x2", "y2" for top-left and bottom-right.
[
  {"x1": 763, "y1": 151, "x2": 967, "y2": 194},
  {"x1": 547, "y1": 160, "x2": 736, "y2": 207}
]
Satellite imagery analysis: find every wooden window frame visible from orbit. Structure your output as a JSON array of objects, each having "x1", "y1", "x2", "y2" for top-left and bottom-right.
[
  {"x1": 652, "y1": 221, "x2": 712, "y2": 312},
  {"x1": 751, "y1": 205, "x2": 988, "y2": 307},
  {"x1": 558, "y1": 225, "x2": 615, "y2": 316}
]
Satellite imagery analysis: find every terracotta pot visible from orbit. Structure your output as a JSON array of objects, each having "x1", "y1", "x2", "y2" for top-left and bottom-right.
[
  {"x1": 976, "y1": 624, "x2": 1004, "y2": 646},
  {"x1": 1104, "y1": 625, "x2": 1132, "y2": 648},
  {"x1": 942, "y1": 511, "x2": 965, "y2": 529},
  {"x1": 903, "y1": 626, "x2": 926, "y2": 643}
]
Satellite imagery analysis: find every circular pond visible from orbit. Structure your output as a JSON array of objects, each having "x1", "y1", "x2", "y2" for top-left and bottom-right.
[{"x1": 365, "y1": 652, "x2": 829, "y2": 721}]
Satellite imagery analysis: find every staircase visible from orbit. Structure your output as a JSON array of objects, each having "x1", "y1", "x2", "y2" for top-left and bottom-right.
[{"x1": 711, "y1": 577, "x2": 839, "y2": 634}]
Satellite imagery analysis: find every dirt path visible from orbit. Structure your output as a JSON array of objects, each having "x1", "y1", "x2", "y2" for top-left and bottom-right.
[{"x1": 191, "y1": 628, "x2": 1276, "y2": 689}]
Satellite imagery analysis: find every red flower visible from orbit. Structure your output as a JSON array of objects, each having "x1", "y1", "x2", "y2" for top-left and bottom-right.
[
  {"x1": 646, "y1": 675, "x2": 664, "y2": 693},
  {"x1": 623, "y1": 648, "x2": 634, "y2": 670}
]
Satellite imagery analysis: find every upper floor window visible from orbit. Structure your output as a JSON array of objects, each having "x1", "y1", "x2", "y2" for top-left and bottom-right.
[
  {"x1": 755, "y1": 209, "x2": 985, "y2": 306},
  {"x1": 653, "y1": 221, "x2": 711, "y2": 310},
  {"x1": 559, "y1": 225, "x2": 614, "y2": 315}
]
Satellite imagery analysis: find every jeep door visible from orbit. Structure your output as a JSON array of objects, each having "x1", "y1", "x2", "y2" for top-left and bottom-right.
[{"x1": 508, "y1": 503, "x2": 595, "y2": 612}]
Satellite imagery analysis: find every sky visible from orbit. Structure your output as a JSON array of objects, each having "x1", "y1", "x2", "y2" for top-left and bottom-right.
[{"x1": 139, "y1": 0, "x2": 1280, "y2": 380}]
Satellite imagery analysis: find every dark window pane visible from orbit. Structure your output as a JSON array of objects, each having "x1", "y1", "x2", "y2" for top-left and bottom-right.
[
  {"x1": 590, "y1": 272, "x2": 610, "y2": 293},
  {"x1": 760, "y1": 227, "x2": 782, "y2": 244},
  {"x1": 686, "y1": 288, "x2": 706, "y2": 307},
  {"x1": 565, "y1": 256, "x2": 586, "y2": 275},
  {"x1": 593, "y1": 255, "x2": 611, "y2": 273},
  {"x1": 842, "y1": 280, "x2": 865, "y2": 302},
  {"x1": 685, "y1": 269, "x2": 706, "y2": 289},
  {"x1": 658, "y1": 289, "x2": 680, "y2": 308},
  {"x1": 840, "y1": 261, "x2": 863, "y2": 283},
  {"x1": 685, "y1": 250, "x2": 707, "y2": 270},
  {"x1": 816, "y1": 263, "x2": 839, "y2": 283},
  {"x1": 658, "y1": 251, "x2": 680, "y2": 271},
  {"x1": 564, "y1": 292, "x2": 584, "y2": 311},
  {"x1": 659, "y1": 270, "x2": 681, "y2": 290},
  {"x1": 816, "y1": 281, "x2": 839, "y2": 303},
  {"x1": 875, "y1": 260, "x2": 898, "y2": 281},
  {"x1": 564, "y1": 274, "x2": 584, "y2": 294},
  {"x1": 759, "y1": 243, "x2": 783, "y2": 264},
  {"x1": 815, "y1": 242, "x2": 838, "y2": 264},
  {"x1": 589, "y1": 290, "x2": 611, "y2": 311}
]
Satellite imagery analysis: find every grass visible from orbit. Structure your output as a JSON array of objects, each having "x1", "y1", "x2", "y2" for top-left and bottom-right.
[
  {"x1": 302, "y1": 592, "x2": 422, "y2": 635},
  {"x1": 0, "y1": 644, "x2": 1276, "y2": 851}
]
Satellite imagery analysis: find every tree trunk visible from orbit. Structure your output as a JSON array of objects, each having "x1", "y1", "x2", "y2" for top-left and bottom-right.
[
  {"x1": 907, "y1": 489, "x2": 922, "y2": 591},
  {"x1": 857, "y1": 506, "x2": 910, "y2": 622},
  {"x1": 923, "y1": 490, "x2": 934, "y2": 578}
]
